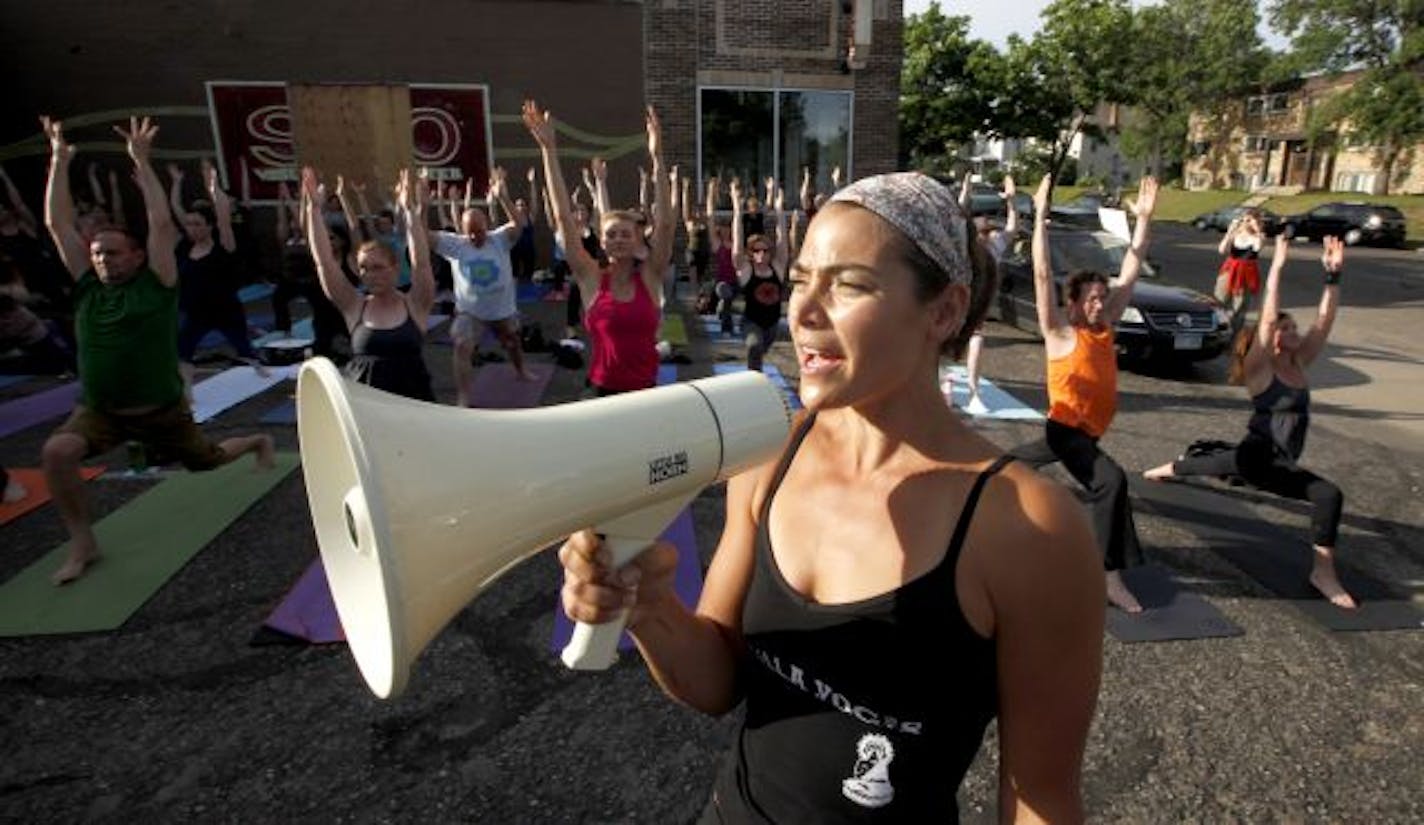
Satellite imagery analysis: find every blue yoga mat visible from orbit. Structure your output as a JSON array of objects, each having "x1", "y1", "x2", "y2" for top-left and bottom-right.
[
  {"x1": 939, "y1": 364, "x2": 1043, "y2": 420},
  {"x1": 516, "y1": 282, "x2": 551, "y2": 303},
  {"x1": 259, "y1": 399, "x2": 297, "y2": 425},
  {"x1": 237, "y1": 283, "x2": 276, "y2": 303},
  {"x1": 195, "y1": 312, "x2": 275, "y2": 352}
]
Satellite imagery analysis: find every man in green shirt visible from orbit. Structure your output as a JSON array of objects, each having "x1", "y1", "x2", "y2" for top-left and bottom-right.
[{"x1": 40, "y1": 115, "x2": 274, "y2": 585}]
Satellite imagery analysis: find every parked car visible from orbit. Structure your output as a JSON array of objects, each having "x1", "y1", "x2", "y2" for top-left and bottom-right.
[
  {"x1": 965, "y1": 184, "x2": 1034, "y2": 224},
  {"x1": 1047, "y1": 194, "x2": 1108, "y2": 228},
  {"x1": 1191, "y1": 205, "x2": 1280, "y2": 235},
  {"x1": 993, "y1": 227, "x2": 1233, "y2": 366},
  {"x1": 1276, "y1": 202, "x2": 1407, "y2": 247}
]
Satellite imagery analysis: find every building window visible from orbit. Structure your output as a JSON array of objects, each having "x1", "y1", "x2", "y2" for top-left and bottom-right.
[
  {"x1": 1334, "y1": 172, "x2": 1376, "y2": 193},
  {"x1": 699, "y1": 87, "x2": 852, "y2": 207},
  {"x1": 1189, "y1": 140, "x2": 1212, "y2": 157},
  {"x1": 1246, "y1": 94, "x2": 1292, "y2": 116},
  {"x1": 1243, "y1": 135, "x2": 1270, "y2": 152}
]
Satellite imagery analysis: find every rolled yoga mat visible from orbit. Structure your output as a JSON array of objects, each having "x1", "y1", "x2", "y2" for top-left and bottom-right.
[
  {"x1": 1131, "y1": 476, "x2": 1424, "y2": 632},
  {"x1": 0, "y1": 452, "x2": 300, "y2": 636},
  {"x1": 0, "y1": 382, "x2": 81, "y2": 439},
  {"x1": 1105, "y1": 564, "x2": 1244, "y2": 643},
  {"x1": 0, "y1": 466, "x2": 106, "y2": 527}
]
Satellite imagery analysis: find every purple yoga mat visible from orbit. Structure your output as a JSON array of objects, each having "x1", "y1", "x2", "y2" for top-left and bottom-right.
[
  {"x1": 550, "y1": 507, "x2": 704, "y2": 655},
  {"x1": 0, "y1": 382, "x2": 80, "y2": 439},
  {"x1": 468, "y1": 362, "x2": 554, "y2": 409},
  {"x1": 259, "y1": 558, "x2": 345, "y2": 644}
]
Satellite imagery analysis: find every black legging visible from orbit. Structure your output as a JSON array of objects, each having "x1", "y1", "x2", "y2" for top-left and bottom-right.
[
  {"x1": 1173, "y1": 437, "x2": 1343, "y2": 547},
  {"x1": 1013, "y1": 419, "x2": 1144, "y2": 571}
]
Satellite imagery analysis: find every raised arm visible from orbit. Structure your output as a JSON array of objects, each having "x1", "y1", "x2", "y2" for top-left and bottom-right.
[
  {"x1": 203, "y1": 159, "x2": 237, "y2": 253},
  {"x1": 958, "y1": 175, "x2": 973, "y2": 212},
  {"x1": 1031, "y1": 174, "x2": 1069, "y2": 339},
  {"x1": 0, "y1": 164, "x2": 40, "y2": 237},
  {"x1": 39, "y1": 117, "x2": 88, "y2": 279},
  {"x1": 799, "y1": 167, "x2": 813, "y2": 214},
  {"x1": 399, "y1": 168, "x2": 437, "y2": 321},
  {"x1": 681, "y1": 175, "x2": 693, "y2": 225},
  {"x1": 1217, "y1": 215, "x2": 1240, "y2": 255},
  {"x1": 591, "y1": 156, "x2": 611, "y2": 221},
  {"x1": 1103, "y1": 176, "x2": 1158, "y2": 325},
  {"x1": 352, "y1": 180, "x2": 377, "y2": 240},
  {"x1": 1297, "y1": 236, "x2": 1343, "y2": 367},
  {"x1": 167, "y1": 163, "x2": 195, "y2": 225},
  {"x1": 729, "y1": 178, "x2": 748, "y2": 279},
  {"x1": 523, "y1": 100, "x2": 600, "y2": 285},
  {"x1": 300, "y1": 167, "x2": 362, "y2": 319},
  {"x1": 1254, "y1": 232, "x2": 1290, "y2": 357},
  {"x1": 114, "y1": 117, "x2": 178, "y2": 287},
  {"x1": 525, "y1": 167, "x2": 541, "y2": 225},
  {"x1": 771, "y1": 185, "x2": 790, "y2": 275},
  {"x1": 1002, "y1": 175, "x2": 1019, "y2": 237},
  {"x1": 638, "y1": 166, "x2": 650, "y2": 214},
  {"x1": 490, "y1": 167, "x2": 525, "y2": 232},
  {"x1": 644, "y1": 106, "x2": 675, "y2": 287},
  {"x1": 668, "y1": 165, "x2": 681, "y2": 228},
  {"x1": 335, "y1": 176, "x2": 364, "y2": 243}
]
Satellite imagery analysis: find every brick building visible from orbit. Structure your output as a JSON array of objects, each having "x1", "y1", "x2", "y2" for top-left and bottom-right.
[
  {"x1": 0, "y1": 1, "x2": 903, "y2": 216},
  {"x1": 1184, "y1": 71, "x2": 1424, "y2": 195}
]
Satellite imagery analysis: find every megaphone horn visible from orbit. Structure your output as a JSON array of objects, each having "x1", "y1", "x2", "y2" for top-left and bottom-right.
[{"x1": 296, "y1": 358, "x2": 792, "y2": 698}]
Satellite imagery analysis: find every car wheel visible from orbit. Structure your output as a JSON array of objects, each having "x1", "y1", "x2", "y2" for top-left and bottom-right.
[
  {"x1": 1343, "y1": 228, "x2": 1363, "y2": 246},
  {"x1": 1194, "y1": 219, "x2": 1208, "y2": 230}
]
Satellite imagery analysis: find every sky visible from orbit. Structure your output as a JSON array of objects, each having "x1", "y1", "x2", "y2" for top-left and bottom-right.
[{"x1": 902, "y1": 0, "x2": 1291, "y2": 51}]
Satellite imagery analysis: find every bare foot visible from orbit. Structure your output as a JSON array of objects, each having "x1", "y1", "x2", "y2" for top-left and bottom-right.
[
  {"x1": 1106, "y1": 570, "x2": 1144, "y2": 613},
  {"x1": 1308, "y1": 563, "x2": 1358, "y2": 610},
  {"x1": 255, "y1": 435, "x2": 277, "y2": 470},
  {"x1": 3, "y1": 480, "x2": 27, "y2": 504},
  {"x1": 1143, "y1": 462, "x2": 1175, "y2": 482},
  {"x1": 52, "y1": 538, "x2": 99, "y2": 586}
]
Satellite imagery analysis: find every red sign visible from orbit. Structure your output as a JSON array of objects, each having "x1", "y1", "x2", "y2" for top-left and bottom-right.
[{"x1": 205, "y1": 81, "x2": 491, "y2": 203}]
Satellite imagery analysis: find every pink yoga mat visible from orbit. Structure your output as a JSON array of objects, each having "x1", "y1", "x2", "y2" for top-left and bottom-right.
[
  {"x1": 549, "y1": 507, "x2": 704, "y2": 655},
  {"x1": 467, "y1": 362, "x2": 554, "y2": 409},
  {"x1": 0, "y1": 382, "x2": 80, "y2": 439}
]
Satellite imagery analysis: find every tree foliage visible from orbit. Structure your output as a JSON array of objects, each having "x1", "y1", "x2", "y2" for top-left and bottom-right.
[{"x1": 899, "y1": 4, "x2": 1004, "y2": 173}]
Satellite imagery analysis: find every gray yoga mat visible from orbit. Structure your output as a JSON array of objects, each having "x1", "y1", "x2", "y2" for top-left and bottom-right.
[{"x1": 1106, "y1": 564, "x2": 1244, "y2": 643}]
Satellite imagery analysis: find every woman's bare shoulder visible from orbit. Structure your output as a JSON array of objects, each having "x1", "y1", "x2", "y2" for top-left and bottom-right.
[{"x1": 968, "y1": 460, "x2": 1101, "y2": 585}]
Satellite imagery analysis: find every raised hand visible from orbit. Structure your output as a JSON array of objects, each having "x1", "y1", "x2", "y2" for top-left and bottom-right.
[
  {"x1": 729, "y1": 177, "x2": 743, "y2": 205},
  {"x1": 526, "y1": 166, "x2": 536, "y2": 184},
  {"x1": 300, "y1": 166, "x2": 321, "y2": 201},
  {"x1": 395, "y1": 168, "x2": 412, "y2": 214},
  {"x1": 1131, "y1": 176, "x2": 1159, "y2": 218},
  {"x1": 39, "y1": 116, "x2": 75, "y2": 166},
  {"x1": 644, "y1": 105, "x2": 662, "y2": 159},
  {"x1": 831, "y1": 165, "x2": 843, "y2": 189},
  {"x1": 773, "y1": 184, "x2": 785, "y2": 213},
  {"x1": 591, "y1": 156, "x2": 607, "y2": 182},
  {"x1": 1033, "y1": 174, "x2": 1053, "y2": 218},
  {"x1": 202, "y1": 159, "x2": 230, "y2": 210},
  {"x1": 113, "y1": 116, "x2": 159, "y2": 165},
  {"x1": 1003, "y1": 175, "x2": 1016, "y2": 199},
  {"x1": 522, "y1": 100, "x2": 557, "y2": 149},
  {"x1": 1321, "y1": 236, "x2": 1344, "y2": 274}
]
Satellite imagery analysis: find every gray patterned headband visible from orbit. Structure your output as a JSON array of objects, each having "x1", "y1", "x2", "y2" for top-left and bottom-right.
[{"x1": 827, "y1": 172, "x2": 970, "y2": 286}]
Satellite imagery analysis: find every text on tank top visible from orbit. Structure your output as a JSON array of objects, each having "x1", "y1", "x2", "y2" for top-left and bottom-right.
[
  {"x1": 1046, "y1": 325, "x2": 1118, "y2": 437},
  {"x1": 711, "y1": 414, "x2": 1009, "y2": 823}
]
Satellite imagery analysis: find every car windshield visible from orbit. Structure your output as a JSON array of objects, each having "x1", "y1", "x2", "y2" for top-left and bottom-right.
[{"x1": 1051, "y1": 231, "x2": 1156, "y2": 278}]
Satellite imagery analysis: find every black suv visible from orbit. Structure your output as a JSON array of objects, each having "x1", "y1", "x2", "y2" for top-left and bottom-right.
[{"x1": 1277, "y1": 202, "x2": 1407, "y2": 247}]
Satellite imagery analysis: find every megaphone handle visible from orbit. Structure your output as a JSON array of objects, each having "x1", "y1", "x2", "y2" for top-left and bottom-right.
[{"x1": 561, "y1": 536, "x2": 648, "y2": 671}]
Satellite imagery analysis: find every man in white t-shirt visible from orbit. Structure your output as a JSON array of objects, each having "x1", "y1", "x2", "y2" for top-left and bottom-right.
[{"x1": 431, "y1": 169, "x2": 531, "y2": 406}]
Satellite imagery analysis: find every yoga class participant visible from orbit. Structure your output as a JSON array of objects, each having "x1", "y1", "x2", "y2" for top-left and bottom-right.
[
  {"x1": 728, "y1": 177, "x2": 789, "y2": 372},
  {"x1": 431, "y1": 166, "x2": 531, "y2": 406},
  {"x1": 559, "y1": 172, "x2": 1103, "y2": 822},
  {"x1": 958, "y1": 175, "x2": 1018, "y2": 416},
  {"x1": 1145, "y1": 235, "x2": 1355, "y2": 609},
  {"x1": 524, "y1": 99, "x2": 674, "y2": 396},
  {"x1": 303, "y1": 167, "x2": 436, "y2": 402},
  {"x1": 39, "y1": 116, "x2": 274, "y2": 585},
  {"x1": 1012, "y1": 174, "x2": 1160, "y2": 614},
  {"x1": 272, "y1": 181, "x2": 350, "y2": 362}
]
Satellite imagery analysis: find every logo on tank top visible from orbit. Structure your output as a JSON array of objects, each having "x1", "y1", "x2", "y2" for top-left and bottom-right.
[
  {"x1": 842, "y1": 733, "x2": 896, "y2": 809},
  {"x1": 752, "y1": 280, "x2": 781, "y2": 306}
]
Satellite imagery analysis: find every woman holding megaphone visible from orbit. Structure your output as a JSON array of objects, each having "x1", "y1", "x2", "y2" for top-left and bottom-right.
[
  {"x1": 559, "y1": 173, "x2": 1104, "y2": 822},
  {"x1": 523, "y1": 100, "x2": 675, "y2": 395},
  {"x1": 303, "y1": 166, "x2": 436, "y2": 401}
]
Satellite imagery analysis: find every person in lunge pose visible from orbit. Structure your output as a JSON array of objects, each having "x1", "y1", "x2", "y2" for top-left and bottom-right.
[
  {"x1": 729, "y1": 177, "x2": 789, "y2": 372},
  {"x1": 39, "y1": 116, "x2": 273, "y2": 585},
  {"x1": 524, "y1": 99, "x2": 674, "y2": 395},
  {"x1": 559, "y1": 172, "x2": 1103, "y2": 822},
  {"x1": 1012, "y1": 174, "x2": 1160, "y2": 614},
  {"x1": 958, "y1": 175, "x2": 1019, "y2": 415},
  {"x1": 304, "y1": 167, "x2": 436, "y2": 401},
  {"x1": 1144, "y1": 235, "x2": 1355, "y2": 609}
]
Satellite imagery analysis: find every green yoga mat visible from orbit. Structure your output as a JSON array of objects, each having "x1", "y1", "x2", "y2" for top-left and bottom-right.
[
  {"x1": 660, "y1": 314, "x2": 688, "y2": 346},
  {"x1": 0, "y1": 453, "x2": 300, "y2": 637}
]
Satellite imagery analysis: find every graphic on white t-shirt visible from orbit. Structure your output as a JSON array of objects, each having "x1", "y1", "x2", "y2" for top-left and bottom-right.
[{"x1": 841, "y1": 733, "x2": 895, "y2": 809}]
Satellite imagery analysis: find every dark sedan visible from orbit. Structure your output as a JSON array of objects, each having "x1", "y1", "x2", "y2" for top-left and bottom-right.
[
  {"x1": 1277, "y1": 202, "x2": 1407, "y2": 247},
  {"x1": 1191, "y1": 205, "x2": 1280, "y2": 235},
  {"x1": 993, "y1": 228, "x2": 1233, "y2": 366}
]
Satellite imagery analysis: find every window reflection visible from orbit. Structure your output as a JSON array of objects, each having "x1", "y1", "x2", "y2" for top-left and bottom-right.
[{"x1": 699, "y1": 87, "x2": 852, "y2": 207}]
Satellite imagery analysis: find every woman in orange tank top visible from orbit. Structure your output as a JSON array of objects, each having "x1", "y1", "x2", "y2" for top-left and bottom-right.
[{"x1": 1011, "y1": 174, "x2": 1159, "y2": 614}]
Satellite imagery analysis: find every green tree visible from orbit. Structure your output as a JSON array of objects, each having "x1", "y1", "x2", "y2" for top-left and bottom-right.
[
  {"x1": 1270, "y1": 0, "x2": 1424, "y2": 193},
  {"x1": 899, "y1": 3, "x2": 1004, "y2": 174},
  {"x1": 1123, "y1": 0, "x2": 1268, "y2": 180},
  {"x1": 995, "y1": 0, "x2": 1137, "y2": 191}
]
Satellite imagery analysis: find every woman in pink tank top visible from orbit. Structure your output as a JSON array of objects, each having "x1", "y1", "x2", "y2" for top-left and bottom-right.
[{"x1": 524, "y1": 99, "x2": 675, "y2": 394}]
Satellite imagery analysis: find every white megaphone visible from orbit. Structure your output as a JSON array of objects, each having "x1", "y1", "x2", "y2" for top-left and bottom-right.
[{"x1": 296, "y1": 358, "x2": 792, "y2": 698}]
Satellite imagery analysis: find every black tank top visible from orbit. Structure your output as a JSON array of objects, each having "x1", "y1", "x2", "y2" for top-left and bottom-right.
[
  {"x1": 1247, "y1": 374, "x2": 1309, "y2": 461},
  {"x1": 742, "y1": 267, "x2": 783, "y2": 330},
  {"x1": 705, "y1": 416, "x2": 1011, "y2": 824},
  {"x1": 344, "y1": 299, "x2": 435, "y2": 402}
]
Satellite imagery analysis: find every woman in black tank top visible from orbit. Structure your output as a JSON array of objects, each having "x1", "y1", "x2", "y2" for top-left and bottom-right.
[
  {"x1": 302, "y1": 167, "x2": 437, "y2": 402},
  {"x1": 1145, "y1": 234, "x2": 1354, "y2": 609},
  {"x1": 559, "y1": 173, "x2": 1105, "y2": 823}
]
